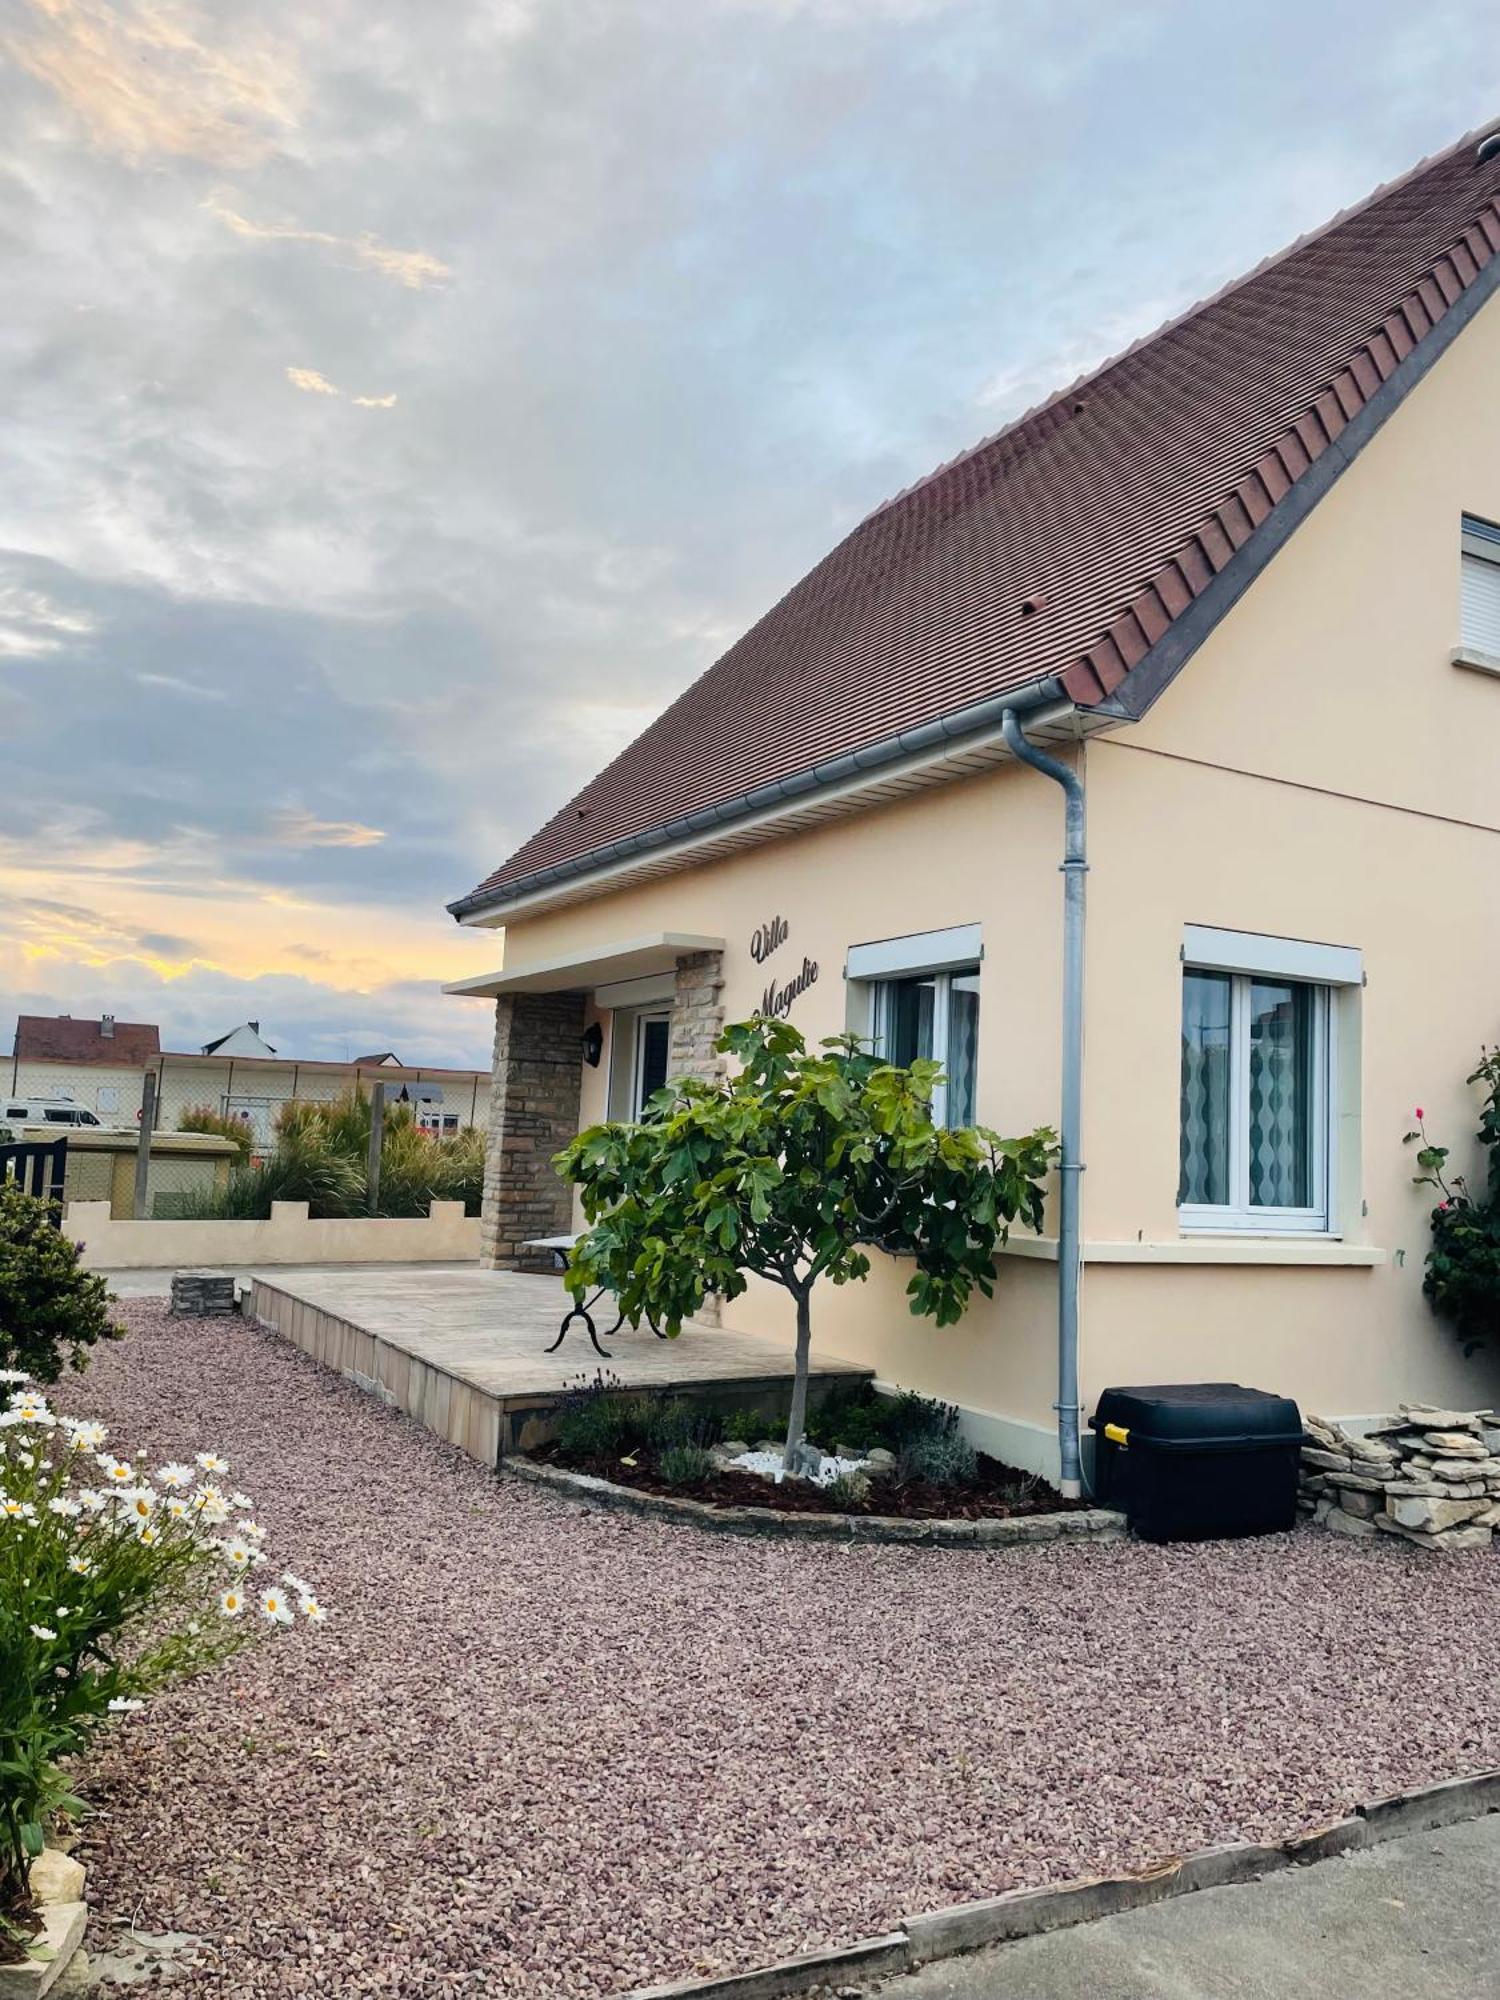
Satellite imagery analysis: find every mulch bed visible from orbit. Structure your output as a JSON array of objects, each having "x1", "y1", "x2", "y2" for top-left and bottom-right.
[{"x1": 531, "y1": 1441, "x2": 1088, "y2": 1518}]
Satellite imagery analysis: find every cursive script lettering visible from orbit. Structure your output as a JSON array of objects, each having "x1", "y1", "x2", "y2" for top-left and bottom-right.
[
  {"x1": 760, "y1": 956, "x2": 819, "y2": 1019},
  {"x1": 750, "y1": 914, "x2": 789, "y2": 964}
]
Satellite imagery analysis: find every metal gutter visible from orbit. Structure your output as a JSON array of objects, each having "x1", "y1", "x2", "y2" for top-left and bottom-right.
[
  {"x1": 448, "y1": 676, "x2": 1074, "y2": 923},
  {"x1": 1001, "y1": 709, "x2": 1086, "y2": 1497}
]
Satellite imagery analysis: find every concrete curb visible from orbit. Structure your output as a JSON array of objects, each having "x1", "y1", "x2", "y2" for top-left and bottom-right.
[
  {"x1": 619, "y1": 1767, "x2": 1500, "y2": 2000},
  {"x1": 624, "y1": 1933, "x2": 911, "y2": 1999},
  {"x1": 502, "y1": 1455, "x2": 1126, "y2": 1548}
]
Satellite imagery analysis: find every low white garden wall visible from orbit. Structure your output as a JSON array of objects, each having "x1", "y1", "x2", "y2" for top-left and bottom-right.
[{"x1": 64, "y1": 1198, "x2": 481, "y2": 1269}]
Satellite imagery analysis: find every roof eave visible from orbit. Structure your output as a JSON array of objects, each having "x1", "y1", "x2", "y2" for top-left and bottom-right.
[{"x1": 449, "y1": 675, "x2": 1076, "y2": 925}]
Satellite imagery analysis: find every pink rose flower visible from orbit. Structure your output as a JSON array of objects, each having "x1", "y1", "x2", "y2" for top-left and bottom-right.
[{"x1": 1415, "y1": 1107, "x2": 1425, "y2": 1121}]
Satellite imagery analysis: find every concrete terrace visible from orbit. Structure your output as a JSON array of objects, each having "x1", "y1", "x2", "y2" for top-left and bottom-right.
[{"x1": 247, "y1": 1264, "x2": 869, "y2": 1466}]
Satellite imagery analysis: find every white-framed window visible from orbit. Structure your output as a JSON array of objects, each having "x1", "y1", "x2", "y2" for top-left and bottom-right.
[
  {"x1": 871, "y1": 968, "x2": 981, "y2": 1128},
  {"x1": 1461, "y1": 513, "x2": 1500, "y2": 660},
  {"x1": 1176, "y1": 925, "x2": 1361, "y2": 1235},
  {"x1": 846, "y1": 928, "x2": 983, "y2": 1130}
]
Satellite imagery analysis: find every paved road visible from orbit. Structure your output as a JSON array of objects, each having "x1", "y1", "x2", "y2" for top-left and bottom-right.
[{"x1": 874, "y1": 1814, "x2": 1500, "y2": 1999}]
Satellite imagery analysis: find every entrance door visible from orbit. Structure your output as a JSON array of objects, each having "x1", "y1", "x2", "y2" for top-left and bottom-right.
[
  {"x1": 632, "y1": 1012, "x2": 671, "y2": 1116},
  {"x1": 632, "y1": 1008, "x2": 672, "y2": 1120}
]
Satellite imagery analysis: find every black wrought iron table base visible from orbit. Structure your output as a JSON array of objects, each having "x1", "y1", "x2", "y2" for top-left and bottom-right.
[{"x1": 545, "y1": 1286, "x2": 669, "y2": 1359}]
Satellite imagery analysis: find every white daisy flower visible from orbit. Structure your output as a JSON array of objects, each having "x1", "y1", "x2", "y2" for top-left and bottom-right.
[
  {"x1": 1, "y1": 1496, "x2": 36, "y2": 1521},
  {"x1": 107, "y1": 1696, "x2": 144, "y2": 1713},
  {"x1": 48, "y1": 1496, "x2": 82, "y2": 1518},
  {"x1": 240, "y1": 1521, "x2": 266, "y2": 1542},
  {"x1": 67, "y1": 1555, "x2": 92, "y2": 1576},
  {"x1": 281, "y1": 1571, "x2": 310, "y2": 1595},
  {"x1": 15, "y1": 1450, "x2": 35, "y2": 1470},
  {"x1": 76, "y1": 1489, "x2": 107, "y2": 1514},
  {"x1": 258, "y1": 1588, "x2": 293, "y2": 1626},
  {"x1": 230, "y1": 1491, "x2": 254, "y2": 1511},
  {"x1": 65, "y1": 1420, "x2": 107, "y2": 1451},
  {"x1": 136, "y1": 1523, "x2": 160, "y2": 1546},
  {"x1": 194, "y1": 1489, "x2": 231, "y2": 1525},
  {"x1": 0, "y1": 1369, "x2": 30, "y2": 1384},
  {"x1": 164, "y1": 1496, "x2": 190, "y2": 1519},
  {"x1": 96, "y1": 1457, "x2": 134, "y2": 1484},
  {"x1": 297, "y1": 1596, "x2": 327, "y2": 1625},
  {"x1": 156, "y1": 1462, "x2": 194, "y2": 1489},
  {"x1": 218, "y1": 1588, "x2": 245, "y2": 1618},
  {"x1": 195, "y1": 1452, "x2": 229, "y2": 1476},
  {"x1": 29, "y1": 1625, "x2": 56, "y2": 1641},
  {"x1": 222, "y1": 1539, "x2": 254, "y2": 1569},
  {"x1": 119, "y1": 1487, "x2": 156, "y2": 1520},
  {"x1": 8, "y1": 1395, "x2": 55, "y2": 1427}
]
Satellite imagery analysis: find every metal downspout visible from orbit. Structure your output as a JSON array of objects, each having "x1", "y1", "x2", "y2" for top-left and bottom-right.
[{"x1": 1000, "y1": 710, "x2": 1086, "y2": 1497}]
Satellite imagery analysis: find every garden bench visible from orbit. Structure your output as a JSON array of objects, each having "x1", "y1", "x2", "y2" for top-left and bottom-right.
[{"x1": 523, "y1": 1233, "x2": 667, "y2": 1359}]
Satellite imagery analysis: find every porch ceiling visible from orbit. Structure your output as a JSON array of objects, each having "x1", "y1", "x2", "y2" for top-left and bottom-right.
[{"x1": 443, "y1": 930, "x2": 725, "y2": 999}]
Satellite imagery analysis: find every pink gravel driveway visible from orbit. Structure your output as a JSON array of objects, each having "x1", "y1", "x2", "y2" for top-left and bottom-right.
[{"x1": 62, "y1": 1304, "x2": 1500, "y2": 1997}]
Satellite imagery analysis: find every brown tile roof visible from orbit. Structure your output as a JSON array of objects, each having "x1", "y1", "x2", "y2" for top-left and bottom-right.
[
  {"x1": 456, "y1": 129, "x2": 1500, "y2": 918},
  {"x1": 13, "y1": 1015, "x2": 162, "y2": 1067}
]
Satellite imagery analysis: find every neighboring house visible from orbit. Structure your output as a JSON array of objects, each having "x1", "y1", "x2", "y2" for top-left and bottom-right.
[
  {"x1": 447, "y1": 128, "x2": 1500, "y2": 1480},
  {"x1": 9, "y1": 1015, "x2": 490, "y2": 1148},
  {"x1": 200, "y1": 1021, "x2": 278, "y2": 1059},
  {"x1": 10, "y1": 1014, "x2": 160, "y2": 1124}
]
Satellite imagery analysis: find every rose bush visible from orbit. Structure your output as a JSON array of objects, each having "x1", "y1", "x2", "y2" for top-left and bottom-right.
[
  {"x1": 1404, "y1": 1049, "x2": 1500, "y2": 1354},
  {"x1": 0, "y1": 1375, "x2": 325, "y2": 1939}
]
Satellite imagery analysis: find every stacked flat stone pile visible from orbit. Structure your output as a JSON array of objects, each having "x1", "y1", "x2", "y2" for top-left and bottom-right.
[
  {"x1": 1301, "y1": 1405, "x2": 1500, "y2": 1551},
  {"x1": 169, "y1": 1269, "x2": 238, "y2": 1317}
]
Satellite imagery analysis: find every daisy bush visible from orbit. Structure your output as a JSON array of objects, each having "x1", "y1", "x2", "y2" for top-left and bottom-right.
[{"x1": 0, "y1": 1372, "x2": 326, "y2": 1919}]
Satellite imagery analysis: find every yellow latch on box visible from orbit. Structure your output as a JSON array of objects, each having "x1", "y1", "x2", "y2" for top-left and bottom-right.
[{"x1": 1103, "y1": 1422, "x2": 1130, "y2": 1447}]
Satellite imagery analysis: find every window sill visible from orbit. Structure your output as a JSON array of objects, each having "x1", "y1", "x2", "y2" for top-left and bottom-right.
[
  {"x1": 1451, "y1": 644, "x2": 1500, "y2": 679},
  {"x1": 999, "y1": 1235, "x2": 1385, "y2": 1267}
]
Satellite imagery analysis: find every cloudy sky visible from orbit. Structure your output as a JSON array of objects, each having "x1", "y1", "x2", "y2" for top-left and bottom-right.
[{"x1": 1, "y1": 0, "x2": 1496, "y2": 1068}]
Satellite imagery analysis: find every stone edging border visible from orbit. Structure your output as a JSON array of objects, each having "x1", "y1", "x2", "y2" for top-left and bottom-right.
[
  {"x1": 0, "y1": 1848, "x2": 88, "y2": 2000},
  {"x1": 620, "y1": 1769, "x2": 1500, "y2": 2000},
  {"x1": 501, "y1": 1454, "x2": 1126, "y2": 1547}
]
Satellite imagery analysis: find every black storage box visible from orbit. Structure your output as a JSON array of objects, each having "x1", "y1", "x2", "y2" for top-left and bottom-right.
[{"x1": 1090, "y1": 1383, "x2": 1303, "y2": 1543}]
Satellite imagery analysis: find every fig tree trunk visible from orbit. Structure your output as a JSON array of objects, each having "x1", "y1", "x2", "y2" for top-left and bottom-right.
[{"x1": 782, "y1": 1286, "x2": 812, "y2": 1469}]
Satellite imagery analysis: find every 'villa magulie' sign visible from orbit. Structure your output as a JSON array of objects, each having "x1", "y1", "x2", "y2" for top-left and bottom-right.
[{"x1": 749, "y1": 914, "x2": 818, "y2": 1019}]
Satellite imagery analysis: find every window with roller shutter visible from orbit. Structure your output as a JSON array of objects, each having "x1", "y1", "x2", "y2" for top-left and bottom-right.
[{"x1": 1460, "y1": 513, "x2": 1500, "y2": 662}]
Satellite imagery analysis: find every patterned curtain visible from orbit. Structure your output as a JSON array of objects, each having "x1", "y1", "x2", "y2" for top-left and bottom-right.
[
  {"x1": 1248, "y1": 981, "x2": 1313, "y2": 1207},
  {"x1": 1179, "y1": 971, "x2": 1231, "y2": 1204},
  {"x1": 946, "y1": 972, "x2": 980, "y2": 1129}
]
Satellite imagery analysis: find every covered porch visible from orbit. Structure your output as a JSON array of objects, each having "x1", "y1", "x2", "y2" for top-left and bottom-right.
[
  {"x1": 248, "y1": 1263, "x2": 869, "y2": 1465},
  {"x1": 445, "y1": 930, "x2": 728, "y2": 1272}
]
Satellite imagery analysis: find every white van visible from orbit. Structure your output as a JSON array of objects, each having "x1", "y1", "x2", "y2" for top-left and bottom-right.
[{"x1": 1, "y1": 1097, "x2": 106, "y2": 1130}]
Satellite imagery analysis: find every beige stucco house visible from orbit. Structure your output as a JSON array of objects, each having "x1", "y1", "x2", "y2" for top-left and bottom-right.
[{"x1": 448, "y1": 129, "x2": 1500, "y2": 1482}]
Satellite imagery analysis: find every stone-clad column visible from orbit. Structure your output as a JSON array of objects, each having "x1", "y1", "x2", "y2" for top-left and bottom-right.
[
  {"x1": 667, "y1": 950, "x2": 726, "y2": 1082},
  {"x1": 480, "y1": 990, "x2": 585, "y2": 1271},
  {"x1": 667, "y1": 949, "x2": 726, "y2": 1323}
]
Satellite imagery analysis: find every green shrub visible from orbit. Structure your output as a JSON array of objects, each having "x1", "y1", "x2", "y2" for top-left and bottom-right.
[
  {"x1": 714, "y1": 1407, "x2": 772, "y2": 1447},
  {"x1": 0, "y1": 1380, "x2": 325, "y2": 1913},
  {"x1": 1406, "y1": 1052, "x2": 1500, "y2": 1353},
  {"x1": 553, "y1": 1377, "x2": 654, "y2": 1460},
  {"x1": 885, "y1": 1390, "x2": 962, "y2": 1449},
  {"x1": 176, "y1": 1105, "x2": 255, "y2": 1165},
  {"x1": 0, "y1": 1183, "x2": 123, "y2": 1384},
  {"x1": 898, "y1": 1429, "x2": 978, "y2": 1488},
  {"x1": 658, "y1": 1443, "x2": 713, "y2": 1486},
  {"x1": 825, "y1": 1469, "x2": 872, "y2": 1510},
  {"x1": 805, "y1": 1386, "x2": 896, "y2": 1454},
  {"x1": 645, "y1": 1399, "x2": 724, "y2": 1450}
]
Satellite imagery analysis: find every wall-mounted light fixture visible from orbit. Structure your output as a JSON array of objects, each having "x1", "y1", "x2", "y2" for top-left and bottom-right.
[{"x1": 581, "y1": 1021, "x2": 604, "y2": 1068}]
